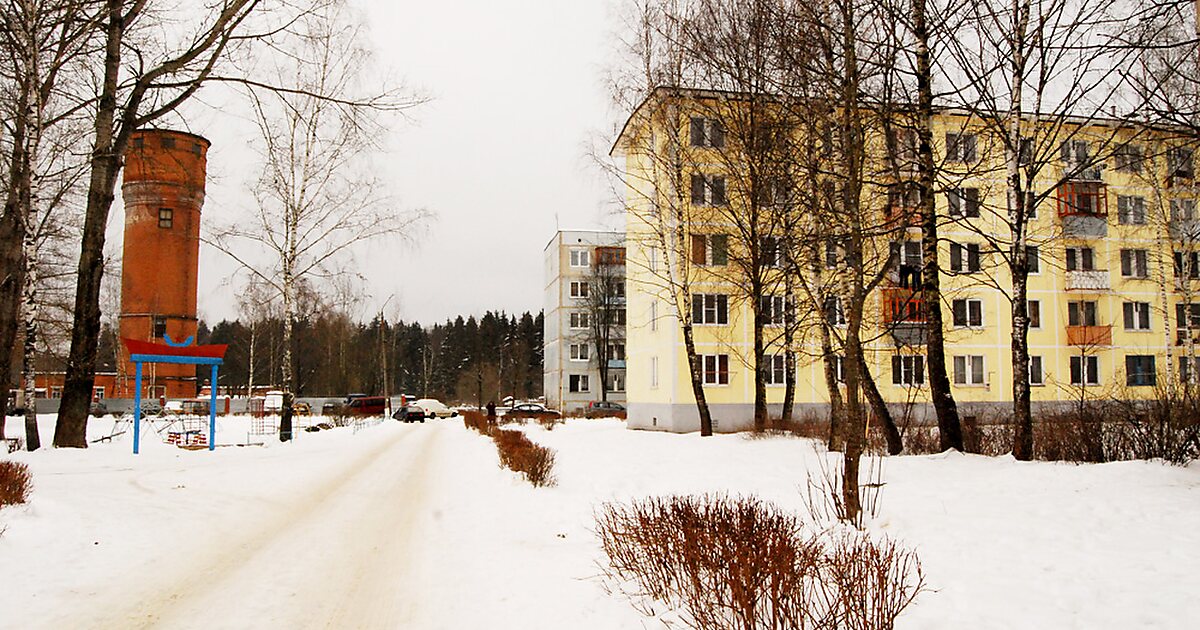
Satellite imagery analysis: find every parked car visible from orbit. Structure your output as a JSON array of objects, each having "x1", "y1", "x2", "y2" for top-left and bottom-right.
[
  {"x1": 414, "y1": 398, "x2": 458, "y2": 419},
  {"x1": 505, "y1": 402, "x2": 561, "y2": 420},
  {"x1": 392, "y1": 405, "x2": 426, "y2": 423},
  {"x1": 321, "y1": 399, "x2": 342, "y2": 416},
  {"x1": 292, "y1": 401, "x2": 312, "y2": 415},
  {"x1": 585, "y1": 400, "x2": 626, "y2": 418},
  {"x1": 344, "y1": 396, "x2": 387, "y2": 416},
  {"x1": 89, "y1": 401, "x2": 109, "y2": 417}
]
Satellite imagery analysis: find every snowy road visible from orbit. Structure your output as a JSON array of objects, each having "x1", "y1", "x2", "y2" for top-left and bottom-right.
[{"x1": 91, "y1": 425, "x2": 440, "y2": 629}]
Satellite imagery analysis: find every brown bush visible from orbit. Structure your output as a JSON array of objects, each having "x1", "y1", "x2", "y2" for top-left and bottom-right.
[
  {"x1": 461, "y1": 410, "x2": 493, "y2": 435},
  {"x1": 491, "y1": 428, "x2": 557, "y2": 487},
  {"x1": 0, "y1": 461, "x2": 33, "y2": 507},
  {"x1": 596, "y1": 495, "x2": 924, "y2": 630}
]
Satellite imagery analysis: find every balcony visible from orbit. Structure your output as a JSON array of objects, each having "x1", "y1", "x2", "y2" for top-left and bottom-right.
[
  {"x1": 888, "y1": 264, "x2": 923, "y2": 289},
  {"x1": 882, "y1": 288, "x2": 927, "y2": 346},
  {"x1": 1170, "y1": 219, "x2": 1200, "y2": 241},
  {"x1": 1066, "y1": 325, "x2": 1112, "y2": 347},
  {"x1": 1057, "y1": 181, "x2": 1108, "y2": 238},
  {"x1": 1065, "y1": 270, "x2": 1111, "y2": 291},
  {"x1": 607, "y1": 359, "x2": 626, "y2": 369},
  {"x1": 596, "y1": 247, "x2": 626, "y2": 266}
]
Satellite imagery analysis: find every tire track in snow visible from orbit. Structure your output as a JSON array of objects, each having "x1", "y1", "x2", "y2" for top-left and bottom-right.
[{"x1": 87, "y1": 424, "x2": 440, "y2": 629}]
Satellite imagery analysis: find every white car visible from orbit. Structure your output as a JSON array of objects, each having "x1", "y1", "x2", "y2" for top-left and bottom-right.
[{"x1": 414, "y1": 398, "x2": 458, "y2": 419}]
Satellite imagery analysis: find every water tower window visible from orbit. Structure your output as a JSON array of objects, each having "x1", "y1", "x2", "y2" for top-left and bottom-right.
[
  {"x1": 132, "y1": 136, "x2": 144, "y2": 148},
  {"x1": 191, "y1": 142, "x2": 202, "y2": 155},
  {"x1": 153, "y1": 316, "x2": 167, "y2": 339},
  {"x1": 160, "y1": 136, "x2": 175, "y2": 149},
  {"x1": 158, "y1": 208, "x2": 173, "y2": 229}
]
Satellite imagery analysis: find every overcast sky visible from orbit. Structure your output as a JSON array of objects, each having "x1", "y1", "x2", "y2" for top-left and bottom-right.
[{"x1": 114, "y1": 0, "x2": 626, "y2": 327}]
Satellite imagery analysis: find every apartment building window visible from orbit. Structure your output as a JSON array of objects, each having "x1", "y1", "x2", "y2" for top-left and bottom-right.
[
  {"x1": 760, "y1": 295, "x2": 787, "y2": 326},
  {"x1": 1125, "y1": 355, "x2": 1157, "y2": 386},
  {"x1": 651, "y1": 356, "x2": 659, "y2": 389},
  {"x1": 153, "y1": 315, "x2": 167, "y2": 338},
  {"x1": 1179, "y1": 356, "x2": 1200, "y2": 384},
  {"x1": 612, "y1": 281, "x2": 626, "y2": 300},
  {"x1": 832, "y1": 355, "x2": 845, "y2": 383},
  {"x1": 1060, "y1": 139, "x2": 1091, "y2": 166},
  {"x1": 93, "y1": 386, "x2": 106, "y2": 401},
  {"x1": 1018, "y1": 136, "x2": 1034, "y2": 165},
  {"x1": 569, "y1": 374, "x2": 590, "y2": 393},
  {"x1": 953, "y1": 355, "x2": 985, "y2": 386},
  {"x1": 891, "y1": 355, "x2": 925, "y2": 386},
  {"x1": 690, "y1": 174, "x2": 728, "y2": 206},
  {"x1": 569, "y1": 249, "x2": 590, "y2": 268},
  {"x1": 650, "y1": 301, "x2": 658, "y2": 331},
  {"x1": 1066, "y1": 247, "x2": 1095, "y2": 272},
  {"x1": 691, "y1": 233, "x2": 729, "y2": 266},
  {"x1": 649, "y1": 246, "x2": 658, "y2": 272},
  {"x1": 608, "y1": 372, "x2": 626, "y2": 393},
  {"x1": 615, "y1": 309, "x2": 627, "y2": 326},
  {"x1": 952, "y1": 298, "x2": 984, "y2": 328},
  {"x1": 1175, "y1": 251, "x2": 1200, "y2": 279},
  {"x1": 690, "y1": 116, "x2": 725, "y2": 148},
  {"x1": 1070, "y1": 355, "x2": 1100, "y2": 386},
  {"x1": 761, "y1": 236, "x2": 782, "y2": 268},
  {"x1": 825, "y1": 296, "x2": 846, "y2": 326},
  {"x1": 946, "y1": 132, "x2": 978, "y2": 163},
  {"x1": 1029, "y1": 356, "x2": 1045, "y2": 386},
  {"x1": 1123, "y1": 302, "x2": 1151, "y2": 331},
  {"x1": 1114, "y1": 143, "x2": 1144, "y2": 173},
  {"x1": 1068, "y1": 301, "x2": 1098, "y2": 327},
  {"x1": 569, "y1": 312, "x2": 589, "y2": 329},
  {"x1": 608, "y1": 342, "x2": 626, "y2": 361},
  {"x1": 1171, "y1": 198, "x2": 1196, "y2": 221},
  {"x1": 825, "y1": 240, "x2": 844, "y2": 268},
  {"x1": 949, "y1": 242, "x2": 981, "y2": 273},
  {"x1": 1168, "y1": 146, "x2": 1195, "y2": 179},
  {"x1": 158, "y1": 208, "x2": 173, "y2": 229},
  {"x1": 1120, "y1": 249, "x2": 1149, "y2": 279},
  {"x1": 947, "y1": 187, "x2": 981, "y2": 218},
  {"x1": 1020, "y1": 245, "x2": 1038, "y2": 274},
  {"x1": 569, "y1": 281, "x2": 589, "y2": 299},
  {"x1": 1177, "y1": 303, "x2": 1200, "y2": 330},
  {"x1": 702, "y1": 354, "x2": 730, "y2": 385},
  {"x1": 569, "y1": 343, "x2": 590, "y2": 361},
  {"x1": 1028, "y1": 300, "x2": 1042, "y2": 329},
  {"x1": 692, "y1": 294, "x2": 729, "y2": 325},
  {"x1": 1117, "y1": 196, "x2": 1146, "y2": 225},
  {"x1": 1024, "y1": 190, "x2": 1039, "y2": 219},
  {"x1": 765, "y1": 354, "x2": 788, "y2": 385}
]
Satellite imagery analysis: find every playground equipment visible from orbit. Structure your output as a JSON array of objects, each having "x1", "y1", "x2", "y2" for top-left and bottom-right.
[{"x1": 123, "y1": 335, "x2": 227, "y2": 454}]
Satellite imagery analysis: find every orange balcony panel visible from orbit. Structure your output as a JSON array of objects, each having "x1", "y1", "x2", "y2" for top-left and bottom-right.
[
  {"x1": 1066, "y1": 325, "x2": 1112, "y2": 347},
  {"x1": 882, "y1": 288, "x2": 926, "y2": 323},
  {"x1": 1056, "y1": 181, "x2": 1107, "y2": 217}
]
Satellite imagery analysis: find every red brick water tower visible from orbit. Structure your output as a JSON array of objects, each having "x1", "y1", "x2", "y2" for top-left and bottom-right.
[{"x1": 117, "y1": 129, "x2": 211, "y2": 399}]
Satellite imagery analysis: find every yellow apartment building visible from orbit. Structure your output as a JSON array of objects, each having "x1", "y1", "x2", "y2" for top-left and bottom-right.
[{"x1": 613, "y1": 87, "x2": 1200, "y2": 432}]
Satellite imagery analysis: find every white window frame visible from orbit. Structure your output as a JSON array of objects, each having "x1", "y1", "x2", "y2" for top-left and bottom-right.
[
  {"x1": 892, "y1": 355, "x2": 926, "y2": 387},
  {"x1": 569, "y1": 281, "x2": 589, "y2": 299},
  {"x1": 693, "y1": 294, "x2": 729, "y2": 326},
  {"x1": 569, "y1": 374, "x2": 590, "y2": 393},
  {"x1": 702, "y1": 354, "x2": 730, "y2": 386},
  {"x1": 569, "y1": 343, "x2": 590, "y2": 361},
  {"x1": 1070, "y1": 355, "x2": 1100, "y2": 386},
  {"x1": 650, "y1": 300, "x2": 658, "y2": 331},
  {"x1": 764, "y1": 354, "x2": 787, "y2": 386},
  {"x1": 569, "y1": 312, "x2": 589, "y2": 330},
  {"x1": 1123, "y1": 301, "x2": 1152, "y2": 331},
  {"x1": 952, "y1": 298, "x2": 984, "y2": 328},
  {"x1": 1120, "y1": 249, "x2": 1149, "y2": 279},
  {"x1": 953, "y1": 355, "x2": 986, "y2": 386},
  {"x1": 1029, "y1": 356, "x2": 1045, "y2": 386},
  {"x1": 761, "y1": 295, "x2": 787, "y2": 327},
  {"x1": 607, "y1": 342, "x2": 626, "y2": 361},
  {"x1": 569, "y1": 249, "x2": 590, "y2": 268},
  {"x1": 1028, "y1": 299, "x2": 1042, "y2": 329},
  {"x1": 651, "y1": 356, "x2": 659, "y2": 389},
  {"x1": 608, "y1": 371, "x2": 626, "y2": 393}
]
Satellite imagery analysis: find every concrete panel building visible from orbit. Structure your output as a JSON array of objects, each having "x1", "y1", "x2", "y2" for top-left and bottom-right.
[{"x1": 544, "y1": 230, "x2": 627, "y2": 412}]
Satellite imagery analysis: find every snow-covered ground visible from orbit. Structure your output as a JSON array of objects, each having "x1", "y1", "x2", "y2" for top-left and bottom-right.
[{"x1": 1, "y1": 415, "x2": 1198, "y2": 629}]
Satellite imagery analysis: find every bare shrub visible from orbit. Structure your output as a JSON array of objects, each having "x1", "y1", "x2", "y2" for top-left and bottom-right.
[
  {"x1": 801, "y1": 448, "x2": 885, "y2": 530},
  {"x1": 491, "y1": 428, "x2": 557, "y2": 487},
  {"x1": 0, "y1": 461, "x2": 33, "y2": 507},
  {"x1": 596, "y1": 494, "x2": 923, "y2": 630},
  {"x1": 536, "y1": 415, "x2": 563, "y2": 431},
  {"x1": 461, "y1": 410, "x2": 492, "y2": 435}
]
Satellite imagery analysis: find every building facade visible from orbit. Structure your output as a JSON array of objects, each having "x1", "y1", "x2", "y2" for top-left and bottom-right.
[
  {"x1": 615, "y1": 88, "x2": 1200, "y2": 432},
  {"x1": 543, "y1": 230, "x2": 627, "y2": 412}
]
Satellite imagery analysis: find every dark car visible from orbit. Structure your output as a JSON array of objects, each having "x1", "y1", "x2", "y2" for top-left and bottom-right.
[
  {"x1": 585, "y1": 400, "x2": 626, "y2": 418},
  {"x1": 345, "y1": 396, "x2": 387, "y2": 416},
  {"x1": 392, "y1": 405, "x2": 426, "y2": 423},
  {"x1": 505, "y1": 402, "x2": 561, "y2": 420}
]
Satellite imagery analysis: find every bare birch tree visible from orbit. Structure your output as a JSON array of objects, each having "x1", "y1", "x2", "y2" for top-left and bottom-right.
[{"x1": 209, "y1": 4, "x2": 427, "y2": 441}]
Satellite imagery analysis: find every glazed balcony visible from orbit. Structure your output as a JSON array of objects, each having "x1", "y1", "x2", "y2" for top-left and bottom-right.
[
  {"x1": 1066, "y1": 325, "x2": 1112, "y2": 347},
  {"x1": 1056, "y1": 181, "x2": 1108, "y2": 238},
  {"x1": 882, "y1": 288, "x2": 927, "y2": 346}
]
